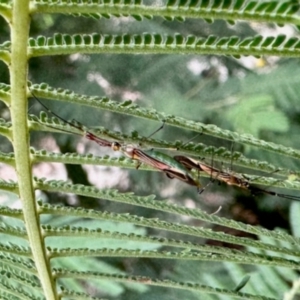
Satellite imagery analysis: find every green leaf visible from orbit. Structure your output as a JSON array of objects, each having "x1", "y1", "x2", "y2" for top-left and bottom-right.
[{"x1": 225, "y1": 94, "x2": 289, "y2": 137}]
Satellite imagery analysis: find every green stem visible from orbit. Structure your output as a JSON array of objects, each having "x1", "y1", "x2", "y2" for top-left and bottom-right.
[{"x1": 10, "y1": 0, "x2": 56, "y2": 298}]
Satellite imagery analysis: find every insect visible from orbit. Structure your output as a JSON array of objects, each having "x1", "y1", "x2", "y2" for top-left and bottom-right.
[
  {"x1": 118, "y1": 145, "x2": 202, "y2": 189},
  {"x1": 174, "y1": 155, "x2": 300, "y2": 202},
  {"x1": 31, "y1": 91, "x2": 201, "y2": 189}
]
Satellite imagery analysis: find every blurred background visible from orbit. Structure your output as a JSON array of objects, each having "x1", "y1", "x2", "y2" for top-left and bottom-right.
[{"x1": 1, "y1": 9, "x2": 300, "y2": 299}]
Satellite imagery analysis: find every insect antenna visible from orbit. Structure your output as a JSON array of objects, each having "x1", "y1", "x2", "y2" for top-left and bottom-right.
[
  {"x1": 248, "y1": 185, "x2": 300, "y2": 202},
  {"x1": 30, "y1": 90, "x2": 83, "y2": 132},
  {"x1": 30, "y1": 90, "x2": 120, "y2": 149}
]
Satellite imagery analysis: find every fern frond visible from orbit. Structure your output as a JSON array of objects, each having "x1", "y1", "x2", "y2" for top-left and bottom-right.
[
  {"x1": 42, "y1": 224, "x2": 300, "y2": 266},
  {"x1": 28, "y1": 33, "x2": 300, "y2": 58},
  {"x1": 0, "y1": 151, "x2": 15, "y2": 166},
  {"x1": 0, "y1": 269, "x2": 42, "y2": 291},
  {"x1": 0, "y1": 43, "x2": 11, "y2": 65},
  {"x1": 0, "y1": 254, "x2": 37, "y2": 275},
  {"x1": 0, "y1": 82, "x2": 11, "y2": 104},
  {"x1": 31, "y1": 0, "x2": 300, "y2": 28},
  {"x1": 49, "y1": 247, "x2": 300, "y2": 270},
  {"x1": 33, "y1": 148, "x2": 294, "y2": 186},
  {"x1": 38, "y1": 173, "x2": 300, "y2": 206},
  {"x1": 0, "y1": 0, "x2": 11, "y2": 21},
  {"x1": 29, "y1": 84, "x2": 300, "y2": 165},
  {"x1": 36, "y1": 195, "x2": 300, "y2": 257},
  {"x1": 0, "y1": 243, "x2": 32, "y2": 257},
  {"x1": 0, "y1": 206, "x2": 23, "y2": 219},
  {"x1": 38, "y1": 201, "x2": 300, "y2": 246},
  {"x1": 0, "y1": 119, "x2": 12, "y2": 140},
  {"x1": 32, "y1": 148, "x2": 154, "y2": 170},
  {"x1": 0, "y1": 223, "x2": 27, "y2": 239},
  {"x1": 30, "y1": 113, "x2": 296, "y2": 177},
  {"x1": 54, "y1": 270, "x2": 278, "y2": 300},
  {"x1": 0, "y1": 179, "x2": 19, "y2": 194},
  {"x1": 3, "y1": 0, "x2": 300, "y2": 297},
  {"x1": 43, "y1": 223, "x2": 234, "y2": 253},
  {"x1": 0, "y1": 280, "x2": 39, "y2": 300}
]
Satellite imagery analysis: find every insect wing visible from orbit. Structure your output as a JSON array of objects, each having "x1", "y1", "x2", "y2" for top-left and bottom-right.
[
  {"x1": 165, "y1": 169, "x2": 199, "y2": 187},
  {"x1": 132, "y1": 149, "x2": 172, "y2": 171},
  {"x1": 174, "y1": 155, "x2": 220, "y2": 176},
  {"x1": 174, "y1": 155, "x2": 202, "y2": 171}
]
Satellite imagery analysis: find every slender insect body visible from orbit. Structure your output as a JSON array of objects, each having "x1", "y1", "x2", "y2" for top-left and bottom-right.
[
  {"x1": 33, "y1": 92, "x2": 299, "y2": 199},
  {"x1": 32, "y1": 92, "x2": 201, "y2": 189},
  {"x1": 174, "y1": 155, "x2": 300, "y2": 202},
  {"x1": 84, "y1": 131, "x2": 116, "y2": 149},
  {"x1": 121, "y1": 147, "x2": 201, "y2": 188},
  {"x1": 216, "y1": 171, "x2": 250, "y2": 190}
]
